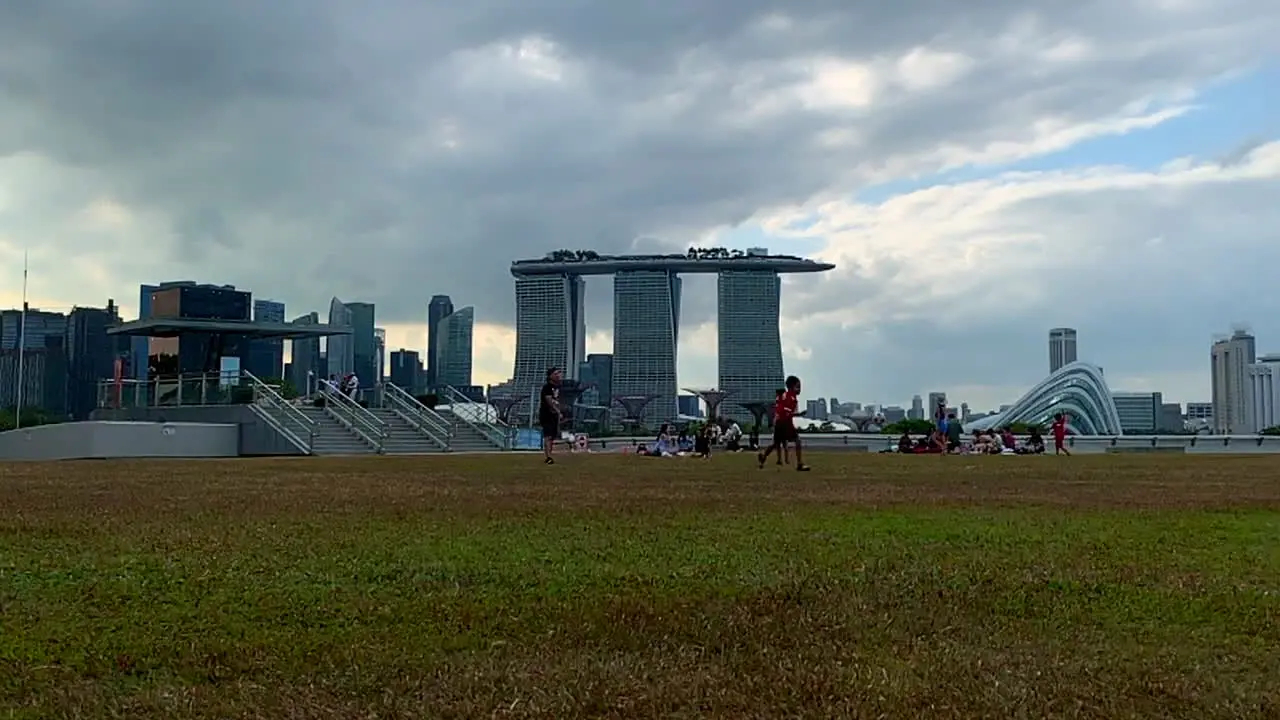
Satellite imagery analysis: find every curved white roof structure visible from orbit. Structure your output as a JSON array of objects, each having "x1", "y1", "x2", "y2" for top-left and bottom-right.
[{"x1": 966, "y1": 362, "x2": 1122, "y2": 435}]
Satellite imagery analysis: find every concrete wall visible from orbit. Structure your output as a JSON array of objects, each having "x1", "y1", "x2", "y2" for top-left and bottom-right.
[
  {"x1": 0, "y1": 421, "x2": 239, "y2": 460},
  {"x1": 91, "y1": 406, "x2": 306, "y2": 456}
]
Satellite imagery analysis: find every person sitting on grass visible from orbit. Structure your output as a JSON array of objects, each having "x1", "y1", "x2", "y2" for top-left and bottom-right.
[
  {"x1": 694, "y1": 423, "x2": 713, "y2": 458},
  {"x1": 898, "y1": 431, "x2": 913, "y2": 454},
  {"x1": 1018, "y1": 426, "x2": 1046, "y2": 454}
]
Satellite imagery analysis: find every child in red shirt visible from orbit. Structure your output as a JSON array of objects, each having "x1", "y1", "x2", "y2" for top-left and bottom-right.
[
  {"x1": 758, "y1": 375, "x2": 811, "y2": 472},
  {"x1": 1052, "y1": 413, "x2": 1070, "y2": 455}
]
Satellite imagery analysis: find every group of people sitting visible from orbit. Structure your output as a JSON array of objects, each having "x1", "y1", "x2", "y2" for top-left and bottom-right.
[
  {"x1": 894, "y1": 408, "x2": 1068, "y2": 455},
  {"x1": 634, "y1": 419, "x2": 746, "y2": 457},
  {"x1": 897, "y1": 425, "x2": 1047, "y2": 455}
]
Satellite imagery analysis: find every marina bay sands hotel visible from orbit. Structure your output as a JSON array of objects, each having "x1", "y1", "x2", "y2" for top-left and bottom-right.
[{"x1": 508, "y1": 248, "x2": 835, "y2": 425}]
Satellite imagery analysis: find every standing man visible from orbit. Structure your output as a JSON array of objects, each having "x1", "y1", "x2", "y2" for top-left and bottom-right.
[
  {"x1": 1052, "y1": 413, "x2": 1071, "y2": 455},
  {"x1": 758, "y1": 375, "x2": 811, "y2": 472},
  {"x1": 539, "y1": 367, "x2": 564, "y2": 465}
]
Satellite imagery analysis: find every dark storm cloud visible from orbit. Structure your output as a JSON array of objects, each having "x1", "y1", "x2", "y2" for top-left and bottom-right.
[{"x1": 0, "y1": 0, "x2": 1277, "y2": 333}]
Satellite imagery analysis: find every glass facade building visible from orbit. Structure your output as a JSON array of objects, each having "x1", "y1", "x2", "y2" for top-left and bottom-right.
[
  {"x1": 288, "y1": 312, "x2": 321, "y2": 394},
  {"x1": 716, "y1": 269, "x2": 783, "y2": 423},
  {"x1": 426, "y1": 295, "x2": 454, "y2": 389},
  {"x1": 326, "y1": 297, "x2": 354, "y2": 379},
  {"x1": 510, "y1": 274, "x2": 586, "y2": 417},
  {"x1": 389, "y1": 349, "x2": 422, "y2": 393},
  {"x1": 245, "y1": 299, "x2": 286, "y2": 380},
  {"x1": 612, "y1": 270, "x2": 681, "y2": 427},
  {"x1": 966, "y1": 362, "x2": 1122, "y2": 435},
  {"x1": 436, "y1": 307, "x2": 474, "y2": 389},
  {"x1": 346, "y1": 302, "x2": 377, "y2": 389}
]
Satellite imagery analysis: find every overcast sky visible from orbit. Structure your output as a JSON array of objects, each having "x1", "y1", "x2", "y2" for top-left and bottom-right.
[{"x1": 1, "y1": 0, "x2": 1278, "y2": 410}]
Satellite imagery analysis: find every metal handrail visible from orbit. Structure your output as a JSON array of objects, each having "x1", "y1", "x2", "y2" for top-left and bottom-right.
[
  {"x1": 242, "y1": 370, "x2": 316, "y2": 453},
  {"x1": 318, "y1": 382, "x2": 388, "y2": 452},
  {"x1": 439, "y1": 384, "x2": 509, "y2": 449},
  {"x1": 382, "y1": 383, "x2": 451, "y2": 446}
]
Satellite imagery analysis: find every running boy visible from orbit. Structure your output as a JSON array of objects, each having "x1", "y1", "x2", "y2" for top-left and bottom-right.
[
  {"x1": 771, "y1": 388, "x2": 789, "y2": 465},
  {"x1": 758, "y1": 376, "x2": 811, "y2": 471}
]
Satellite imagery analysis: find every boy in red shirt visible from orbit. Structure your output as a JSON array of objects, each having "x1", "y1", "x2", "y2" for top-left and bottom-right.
[
  {"x1": 1051, "y1": 412, "x2": 1070, "y2": 455},
  {"x1": 758, "y1": 375, "x2": 811, "y2": 471},
  {"x1": 770, "y1": 388, "x2": 789, "y2": 466}
]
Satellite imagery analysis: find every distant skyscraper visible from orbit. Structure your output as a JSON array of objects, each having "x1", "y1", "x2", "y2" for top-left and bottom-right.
[
  {"x1": 1245, "y1": 354, "x2": 1280, "y2": 433},
  {"x1": 1049, "y1": 328, "x2": 1078, "y2": 374},
  {"x1": 246, "y1": 299, "x2": 286, "y2": 380},
  {"x1": 909, "y1": 394, "x2": 924, "y2": 420},
  {"x1": 717, "y1": 267, "x2": 784, "y2": 423},
  {"x1": 66, "y1": 301, "x2": 123, "y2": 420},
  {"x1": 374, "y1": 328, "x2": 386, "y2": 384},
  {"x1": 577, "y1": 353, "x2": 613, "y2": 407},
  {"x1": 436, "y1": 307, "x2": 474, "y2": 388},
  {"x1": 326, "y1": 298, "x2": 354, "y2": 378},
  {"x1": 426, "y1": 295, "x2": 454, "y2": 389},
  {"x1": 612, "y1": 270, "x2": 681, "y2": 427},
  {"x1": 288, "y1": 312, "x2": 321, "y2": 394},
  {"x1": 1211, "y1": 328, "x2": 1256, "y2": 433},
  {"x1": 389, "y1": 349, "x2": 422, "y2": 393},
  {"x1": 0, "y1": 308, "x2": 68, "y2": 351},
  {"x1": 346, "y1": 302, "x2": 376, "y2": 388},
  {"x1": 132, "y1": 284, "x2": 158, "y2": 379},
  {"x1": 927, "y1": 392, "x2": 947, "y2": 422},
  {"x1": 510, "y1": 275, "x2": 587, "y2": 415}
]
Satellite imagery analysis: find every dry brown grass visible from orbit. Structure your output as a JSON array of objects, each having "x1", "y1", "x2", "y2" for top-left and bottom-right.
[{"x1": 2, "y1": 452, "x2": 1279, "y2": 719}]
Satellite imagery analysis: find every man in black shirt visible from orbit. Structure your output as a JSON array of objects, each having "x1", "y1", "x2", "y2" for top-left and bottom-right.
[{"x1": 539, "y1": 367, "x2": 563, "y2": 465}]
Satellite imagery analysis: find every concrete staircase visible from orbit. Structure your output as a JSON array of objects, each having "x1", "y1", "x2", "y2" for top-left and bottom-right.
[
  {"x1": 297, "y1": 405, "x2": 380, "y2": 455},
  {"x1": 437, "y1": 408, "x2": 507, "y2": 452},
  {"x1": 369, "y1": 408, "x2": 449, "y2": 454}
]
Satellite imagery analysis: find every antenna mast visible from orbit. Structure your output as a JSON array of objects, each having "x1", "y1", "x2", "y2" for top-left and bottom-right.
[{"x1": 15, "y1": 250, "x2": 28, "y2": 430}]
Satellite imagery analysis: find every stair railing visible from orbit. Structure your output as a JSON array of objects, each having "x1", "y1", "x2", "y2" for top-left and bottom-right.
[
  {"x1": 382, "y1": 383, "x2": 451, "y2": 447},
  {"x1": 439, "y1": 385, "x2": 510, "y2": 449},
  {"x1": 318, "y1": 381, "x2": 388, "y2": 453},
  {"x1": 242, "y1": 370, "x2": 315, "y2": 454}
]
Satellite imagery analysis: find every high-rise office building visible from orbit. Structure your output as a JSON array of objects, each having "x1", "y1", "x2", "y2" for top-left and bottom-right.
[
  {"x1": 1245, "y1": 354, "x2": 1280, "y2": 433},
  {"x1": 345, "y1": 302, "x2": 376, "y2": 388},
  {"x1": 65, "y1": 302, "x2": 123, "y2": 420},
  {"x1": 510, "y1": 275, "x2": 587, "y2": 411},
  {"x1": 577, "y1": 353, "x2": 613, "y2": 407},
  {"x1": 435, "y1": 307, "x2": 474, "y2": 389},
  {"x1": 288, "y1": 312, "x2": 321, "y2": 394},
  {"x1": 927, "y1": 392, "x2": 947, "y2": 422},
  {"x1": 1211, "y1": 328, "x2": 1256, "y2": 434},
  {"x1": 1049, "y1": 328, "x2": 1078, "y2": 374},
  {"x1": 374, "y1": 328, "x2": 386, "y2": 384},
  {"x1": 245, "y1": 299, "x2": 286, "y2": 380},
  {"x1": 909, "y1": 395, "x2": 924, "y2": 420},
  {"x1": 612, "y1": 270, "x2": 681, "y2": 427},
  {"x1": 1, "y1": 308, "x2": 68, "y2": 351},
  {"x1": 326, "y1": 298, "x2": 354, "y2": 378},
  {"x1": 426, "y1": 295, "x2": 454, "y2": 389},
  {"x1": 1112, "y1": 392, "x2": 1165, "y2": 433},
  {"x1": 717, "y1": 262, "x2": 784, "y2": 423},
  {"x1": 389, "y1": 349, "x2": 422, "y2": 393}
]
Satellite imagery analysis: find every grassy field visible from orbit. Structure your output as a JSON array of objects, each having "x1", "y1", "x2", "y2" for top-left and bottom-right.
[{"x1": 2, "y1": 452, "x2": 1279, "y2": 719}]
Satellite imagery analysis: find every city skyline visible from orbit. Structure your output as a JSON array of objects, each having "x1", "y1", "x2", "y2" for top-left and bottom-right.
[{"x1": 0, "y1": 281, "x2": 1254, "y2": 412}]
